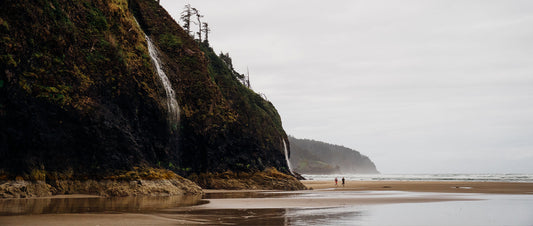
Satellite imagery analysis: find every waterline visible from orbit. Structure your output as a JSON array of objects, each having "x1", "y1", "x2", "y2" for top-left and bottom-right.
[{"x1": 303, "y1": 173, "x2": 533, "y2": 183}]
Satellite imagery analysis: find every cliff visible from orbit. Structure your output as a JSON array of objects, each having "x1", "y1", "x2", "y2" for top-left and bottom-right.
[
  {"x1": 130, "y1": 0, "x2": 292, "y2": 176},
  {"x1": 289, "y1": 136, "x2": 379, "y2": 174},
  {"x1": 0, "y1": 0, "x2": 301, "y2": 195}
]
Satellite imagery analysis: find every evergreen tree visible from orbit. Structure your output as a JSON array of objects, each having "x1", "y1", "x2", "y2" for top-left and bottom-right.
[
  {"x1": 220, "y1": 52, "x2": 233, "y2": 70},
  {"x1": 246, "y1": 67, "x2": 251, "y2": 88},
  {"x1": 180, "y1": 4, "x2": 193, "y2": 35},
  {"x1": 202, "y1": 22, "x2": 210, "y2": 43}
]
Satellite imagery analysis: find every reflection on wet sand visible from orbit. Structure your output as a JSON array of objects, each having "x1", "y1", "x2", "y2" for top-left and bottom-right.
[
  {"x1": 2, "y1": 187, "x2": 533, "y2": 225},
  {"x1": 158, "y1": 206, "x2": 366, "y2": 225},
  {"x1": 203, "y1": 190, "x2": 296, "y2": 199},
  {"x1": 0, "y1": 195, "x2": 203, "y2": 216},
  {"x1": 162, "y1": 208, "x2": 290, "y2": 225},
  {"x1": 286, "y1": 207, "x2": 364, "y2": 225}
]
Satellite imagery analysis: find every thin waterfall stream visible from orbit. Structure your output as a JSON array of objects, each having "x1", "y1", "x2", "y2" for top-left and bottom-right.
[
  {"x1": 144, "y1": 34, "x2": 180, "y2": 128},
  {"x1": 283, "y1": 140, "x2": 294, "y2": 174}
]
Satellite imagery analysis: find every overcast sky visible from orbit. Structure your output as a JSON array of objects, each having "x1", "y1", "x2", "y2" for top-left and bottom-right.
[{"x1": 161, "y1": 0, "x2": 533, "y2": 174}]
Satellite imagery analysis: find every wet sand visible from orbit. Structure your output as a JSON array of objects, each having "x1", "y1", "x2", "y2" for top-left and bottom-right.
[
  {"x1": 302, "y1": 180, "x2": 533, "y2": 194},
  {"x1": 0, "y1": 213, "x2": 197, "y2": 226},
  {"x1": 1, "y1": 180, "x2": 533, "y2": 225},
  {"x1": 189, "y1": 180, "x2": 533, "y2": 210}
]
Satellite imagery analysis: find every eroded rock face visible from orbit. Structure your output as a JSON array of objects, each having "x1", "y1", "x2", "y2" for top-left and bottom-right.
[
  {"x1": 189, "y1": 168, "x2": 307, "y2": 191},
  {"x1": 0, "y1": 178, "x2": 203, "y2": 198},
  {"x1": 0, "y1": 180, "x2": 52, "y2": 198}
]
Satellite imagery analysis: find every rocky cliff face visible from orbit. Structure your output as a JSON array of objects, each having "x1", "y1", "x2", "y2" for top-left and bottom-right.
[
  {"x1": 289, "y1": 136, "x2": 379, "y2": 175},
  {"x1": 0, "y1": 0, "x2": 292, "y2": 183}
]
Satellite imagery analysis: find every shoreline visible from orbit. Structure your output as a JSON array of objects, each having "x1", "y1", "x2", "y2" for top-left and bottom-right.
[
  {"x1": 2, "y1": 179, "x2": 531, "y2": 200},
  {"x1": 2, "y1": 180, "x2": 533, "y2": 225},
  {"x1": 301, "y1": 180, "x2": 533, "y2": 194},
  {"x1": 193, "y1": 180, "x2": 533, "y2": 210}
]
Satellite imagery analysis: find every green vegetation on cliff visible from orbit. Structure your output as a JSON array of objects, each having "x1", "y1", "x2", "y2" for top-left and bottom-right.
[
  {"x1": 0, "y1": 0, "x2": 297, "y2": 190},
  {"x1": 1, "y1": 0, "x2": 169, "y2": 177},
  {"x1": 130, "y1": 0, "x2": 292, "y2": 176}
]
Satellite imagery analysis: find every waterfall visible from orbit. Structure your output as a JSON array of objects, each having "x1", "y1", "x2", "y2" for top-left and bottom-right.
[
  {"x1": 144, "y1": 34, "x2": 180, "y2": 128},
  {"x1": 282, "y1": 140, "x2": 294, "y2": 174}
]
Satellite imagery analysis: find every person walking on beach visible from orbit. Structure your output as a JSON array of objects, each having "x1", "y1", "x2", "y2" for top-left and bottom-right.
[
  {"x1": 335, "y1": 177, "x2": 338, "y2": 186},
  {"x1": 341, "y1": 177, "x2": 345, "y2": 187}
]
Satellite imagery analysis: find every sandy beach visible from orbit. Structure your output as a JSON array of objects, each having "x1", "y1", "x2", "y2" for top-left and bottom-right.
[
  {"x1": 190, "y1": 180, "x2": 533, "y2": 210},
  {"x1": 1, "y1": 180, "x2": 533, "y2": 225},
  {"x1": 302, "y1": 180, "x2": 533, "y2": 194}
]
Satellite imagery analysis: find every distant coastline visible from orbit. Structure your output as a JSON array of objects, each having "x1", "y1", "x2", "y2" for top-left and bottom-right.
[{"x1": 303, "y1": 173, "x2": 533, "y2": 183}]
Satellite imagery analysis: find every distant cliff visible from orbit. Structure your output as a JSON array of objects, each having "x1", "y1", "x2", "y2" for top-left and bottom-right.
[
  {"x1": 0, "y1": 0, "x2": 300, "y2": 192},
  {"x1": 289, "y1": 136, "x2": 379, "y2": 174}
]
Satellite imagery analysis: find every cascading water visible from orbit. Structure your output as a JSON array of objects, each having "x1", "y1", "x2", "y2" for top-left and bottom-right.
[
  {"x1": 282, "y1": 140, "x2": 294, "y2": 174},
  {"x1": 144, "y1": 34, "x2": 180, "y2": 128}
]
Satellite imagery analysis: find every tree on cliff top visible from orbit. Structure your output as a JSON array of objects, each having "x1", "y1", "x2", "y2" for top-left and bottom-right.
[
  {"x1": 192, "y1": 7, "x2": 203, "y2": 42},
  {"x1": 180, "y1": 4, "x2": 207, "y2": 43},
  {"x1": 202, "y1": 22, "x2": 210, "y2": 44},
  {"x1": 180, "y1": 4, "x2": 192, "y2": 35}
]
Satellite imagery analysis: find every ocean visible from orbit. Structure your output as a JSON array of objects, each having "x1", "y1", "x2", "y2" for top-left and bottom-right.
[{"x1": 302, "y1": 173, "x2": 533, "y2": 183}]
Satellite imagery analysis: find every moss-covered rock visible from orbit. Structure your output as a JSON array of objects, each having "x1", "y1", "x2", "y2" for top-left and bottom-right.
[
  {"x1": 0, "y1": 168, "x2": 203, "y2": 198},
  {"x1": 189, "y1": 168, "x2": 306, "y2": 190}
]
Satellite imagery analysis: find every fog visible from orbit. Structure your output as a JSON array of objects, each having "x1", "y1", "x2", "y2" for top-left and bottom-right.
[{"x1": 161, "y1": 0, "x2": 533, "y2": 173}]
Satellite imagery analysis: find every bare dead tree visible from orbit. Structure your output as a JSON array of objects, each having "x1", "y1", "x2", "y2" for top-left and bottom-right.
[{"x1": 191, "y1": 8, "x2": 203, "y2": 42}]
